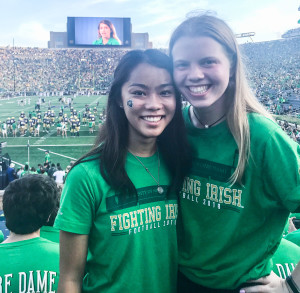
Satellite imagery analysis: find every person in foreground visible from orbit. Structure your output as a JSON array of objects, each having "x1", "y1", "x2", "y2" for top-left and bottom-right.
[
  {"x1": 93, "y1": 19, "x2": 121, "y2": 45},
  {"x1": 0, "y1": 174, "x2": 60, "y2": 292},
  {"x1": 54, "y1": 49, "x2": 190, "y2": 293},
  {"x1": 169, "y1": 13, "x2": 300, "y2": 293}
]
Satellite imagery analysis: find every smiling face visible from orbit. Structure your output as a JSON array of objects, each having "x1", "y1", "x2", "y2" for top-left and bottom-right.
[
  {"x1": 121, "y1": 63, "x2": 176, "y2": 146},
  {"x1": 172, "y1": 36, "x2": 231, "y2": 112},
  {"x1": 99, "y1": 23, "x2": 111, "y2": 40}
]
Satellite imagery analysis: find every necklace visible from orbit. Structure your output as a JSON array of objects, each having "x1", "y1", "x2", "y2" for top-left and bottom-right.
[
  {"x1": 193, "y1": 108, "x2": 226, "y2": 128},
  {"x1": 130, "y1": 151, "x2": 164, "y2": 194}
]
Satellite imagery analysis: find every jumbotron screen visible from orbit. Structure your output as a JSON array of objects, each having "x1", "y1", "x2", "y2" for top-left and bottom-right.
[{"x1": 67, "y1": 17, "x2": 131, "y2": 47}]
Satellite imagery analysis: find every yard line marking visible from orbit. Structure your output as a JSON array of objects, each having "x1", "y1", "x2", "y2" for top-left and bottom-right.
[
  {"x1": 5, "y1": 144, "x2": 93, "y2": 147},
  {"x1": 34, "y1": 129, "x2": 56, "y2": 145},
  {"x1": 37, "y1": 148, "x2": 77, "y2": 160},
  {"x1": 10, "y1": 160, "x2": 25, "y2": 167}
]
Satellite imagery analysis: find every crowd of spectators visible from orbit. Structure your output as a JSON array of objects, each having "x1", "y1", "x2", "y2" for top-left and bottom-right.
[
  {"x1": 0, "y1": 38, "x2": 299, "y2": 141},
  {"x1": 0, "y1": 47, "x2": 129, "y2": 94},
  {"x1": 277, "y1": 119, "x2": 300, "y2": 143},
  {"x1": 241, "y1": 37, "x2": 300, "y2": 116},
  {"x1": 0, "y1": 38, "x2": 299, "y2": 107},
  {"x1": 7, "y1": 158, "x2": 73, "y2": 192}
]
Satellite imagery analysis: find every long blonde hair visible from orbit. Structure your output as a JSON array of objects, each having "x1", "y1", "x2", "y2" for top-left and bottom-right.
[{"x1": 169, "y1": 14, "x2": 273, "y2": 185}]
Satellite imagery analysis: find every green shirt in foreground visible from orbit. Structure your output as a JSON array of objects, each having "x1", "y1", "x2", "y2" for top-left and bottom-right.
[
  {"x1": 285, "y1": 230, "x2": 300, "y2": 247},
  {"x1": 178, "y1": 108, "x2": 300, "y2": 289},
  {"x1": 0, "y1": 237, "x2": 59, "y2": 292},
  {"x1": 55, "y1": 152, "x2": 178, "y2": 293},
  {"x1": 272, "y1": 238, "x2": 300, "y2": 278}
]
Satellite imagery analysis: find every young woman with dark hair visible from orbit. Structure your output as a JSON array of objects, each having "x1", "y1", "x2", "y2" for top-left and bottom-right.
[
  {"x1": 55, "y1": 49, "x2": 190, "y2": 293},
  {"x1": 93, "y1": 19, "x2": 121, "y2": 45}
]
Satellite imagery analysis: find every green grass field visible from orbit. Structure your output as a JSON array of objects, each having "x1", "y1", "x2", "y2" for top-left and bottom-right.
[
  {"x1": 0, "y1": 94, "x2": 297, "y2": 171},
  {"x1": 0, "y1": 95, "x2": 107, "y2": 169}
]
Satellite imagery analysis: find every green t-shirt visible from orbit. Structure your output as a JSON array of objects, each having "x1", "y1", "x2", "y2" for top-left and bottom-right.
[
  {"x1": 40, "y1": 226, "x2": 60, "y2": 243},
  {"x1": 55, "y1": 152, "x2": 178, "y2": 293},
  {"x1": 0, "y1": 237, "x2": 59, "y2": 292},
  {"x1": 285, "y1": 230, "x2": 300, "y2": 247},
  {"x1": 272, "y1": 238, "x2": 300, "y2": 278},
  {"x1": 178, "y1": 107, "x2": 300, "y2": 289},
  {"x1": 93, "y1": 37, "x2": 120, "y2": 45},
  {"x1": 45, "y1": 153, "x2": 51, "y2": 163}
]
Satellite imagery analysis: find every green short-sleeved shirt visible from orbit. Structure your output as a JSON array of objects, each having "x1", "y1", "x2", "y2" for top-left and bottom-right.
[
  {"x1": 40, "y1": 226, "x2": 60, "y2": 243},
  {"x1": 55, "y1": 152, "x2": 178, "y2": 293},
  {"x1": 93, "y1": 37, "x2": 120, "y2": 45},
  {"x1": 0, "y1": 237, "x2": 59, "y2": 292},
  {"x1": 45, "y1": 153, "x2": 50, "y2": 163},
  {"x1": 285, "y1": 230, "x2": 300, "y2": 247},
  {"x1": 178, "y1": 107, "x2": 300, "y2": 289},
  {"x1": 272, "y1": 238, "x2": 300, "y2": 278}
]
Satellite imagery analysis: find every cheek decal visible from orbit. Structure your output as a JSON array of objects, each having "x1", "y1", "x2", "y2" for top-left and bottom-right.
[{"x1": 127, "y1": 99, "x2": 133, "y2": 108}]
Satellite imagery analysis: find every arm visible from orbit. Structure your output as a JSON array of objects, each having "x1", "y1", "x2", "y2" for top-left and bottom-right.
[
  {"x1": 240, "y1": 264, "x2": 300, "y2": 293},
  {"x1": 289, "y1": 217, "x2": 297, "y2": 234},
  {"x1": 57, "y1": 231, "x2": 88, "y2": 293}
]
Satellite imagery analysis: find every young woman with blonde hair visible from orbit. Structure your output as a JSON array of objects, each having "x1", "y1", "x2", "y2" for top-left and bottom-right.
[{"x1": 170, "y1": 13, "x2": 300, "y2": 293}]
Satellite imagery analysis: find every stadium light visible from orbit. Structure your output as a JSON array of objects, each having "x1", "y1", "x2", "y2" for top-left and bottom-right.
[{"x1": 235, "y1": 32, "x2": 255, "y2": 42}]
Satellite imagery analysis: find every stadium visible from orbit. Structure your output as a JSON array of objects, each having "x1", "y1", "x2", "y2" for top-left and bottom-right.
[
  {"x1": 0, "y1": 26, "x2": 299, "y2": 182},
  {"x1": 0, "y1": 8, "x2": 300, "y2": 292}
]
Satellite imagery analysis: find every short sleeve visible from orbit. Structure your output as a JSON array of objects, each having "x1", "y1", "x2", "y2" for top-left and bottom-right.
[
  {"x1": 54, "y1": 163, "x2": 99, "y2": 234},
  {"x1": 263, "y1": 128, "x2": 300, "y2": 212}
]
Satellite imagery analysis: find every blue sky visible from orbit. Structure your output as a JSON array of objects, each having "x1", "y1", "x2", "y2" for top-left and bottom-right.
[{"x1": 0, "y1": 0, "x2": 299, "y2": 48}]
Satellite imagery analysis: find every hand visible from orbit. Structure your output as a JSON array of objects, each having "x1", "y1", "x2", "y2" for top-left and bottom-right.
[
  {"x1": 239, "y1": 272, "x2": 290, "y2": 293},
  {"x1": 289, "y1": 217, "x2": 297, "y2": 234}
]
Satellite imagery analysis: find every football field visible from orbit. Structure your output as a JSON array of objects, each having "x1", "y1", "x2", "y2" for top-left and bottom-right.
[{"x1": 0, "y1": 94, "x2": 108, "y2": 169}]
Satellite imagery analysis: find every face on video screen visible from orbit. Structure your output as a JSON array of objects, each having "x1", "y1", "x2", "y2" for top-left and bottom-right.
[
  {"x1": 99, "y1": 23, "x2": 111, "y2": 40},
  {"x1": 69, "y1": 17, "x2": 131, "y2": 47}
]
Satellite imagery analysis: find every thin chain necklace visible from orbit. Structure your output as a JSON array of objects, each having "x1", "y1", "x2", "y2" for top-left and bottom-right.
[
  {"x1": 193, "y1": 108, "x2": 226, "y2": 128},
  {"x1": 130, "y1": 151, "x2": 164, "y2": 194}
]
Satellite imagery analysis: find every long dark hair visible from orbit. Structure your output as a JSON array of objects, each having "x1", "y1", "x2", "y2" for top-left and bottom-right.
[{"x1": 72, "y1": 49, "x2": 190, "y2": 196}]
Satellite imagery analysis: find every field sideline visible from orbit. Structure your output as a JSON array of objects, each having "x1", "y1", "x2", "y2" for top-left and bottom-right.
[{"x1": 0, "y1": 94, "x2": 107, "y2": 169}]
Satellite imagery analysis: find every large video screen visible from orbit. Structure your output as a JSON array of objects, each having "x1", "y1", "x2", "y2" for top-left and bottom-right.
[{"x1": 67, "y1": 17, "x2": 131, "y2": 47}]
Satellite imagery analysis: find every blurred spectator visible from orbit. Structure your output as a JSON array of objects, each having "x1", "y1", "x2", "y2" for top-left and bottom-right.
[
  {"x1": 6, "y1": 163, "x2": 16, "y2": 183},
  {"x1": 53, "y1": 165, "x2": 65, "y2": 190},
  {"x1": 20, "y1": 164, "x2": 30, "y2": 177},
  {"x1": 48, "y1": 163, "x2": 57, "y2": 178},
  {"x1": 16, "y1": 166, "x2": 23, "y2": 178},
  {"x1": 0, "y1": 174, "x2": 60, "y2": 292},
  {"x1": 44, "y1": 150, "x2": 51, "y2": 164}
]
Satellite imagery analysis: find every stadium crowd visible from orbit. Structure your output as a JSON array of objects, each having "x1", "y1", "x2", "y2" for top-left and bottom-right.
[
  {"x1": 241, "y1": 37, "x2": 300, "y2": 116},
  {"x1": 0, "y1": 38, "x2": 299, "y2": 143},
  {"x1": 0, "y1": 47, "x2": 129, "y2": 94},
  {"x1": 0, "y1": 38, "x2": 299, "y2": 109}
]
